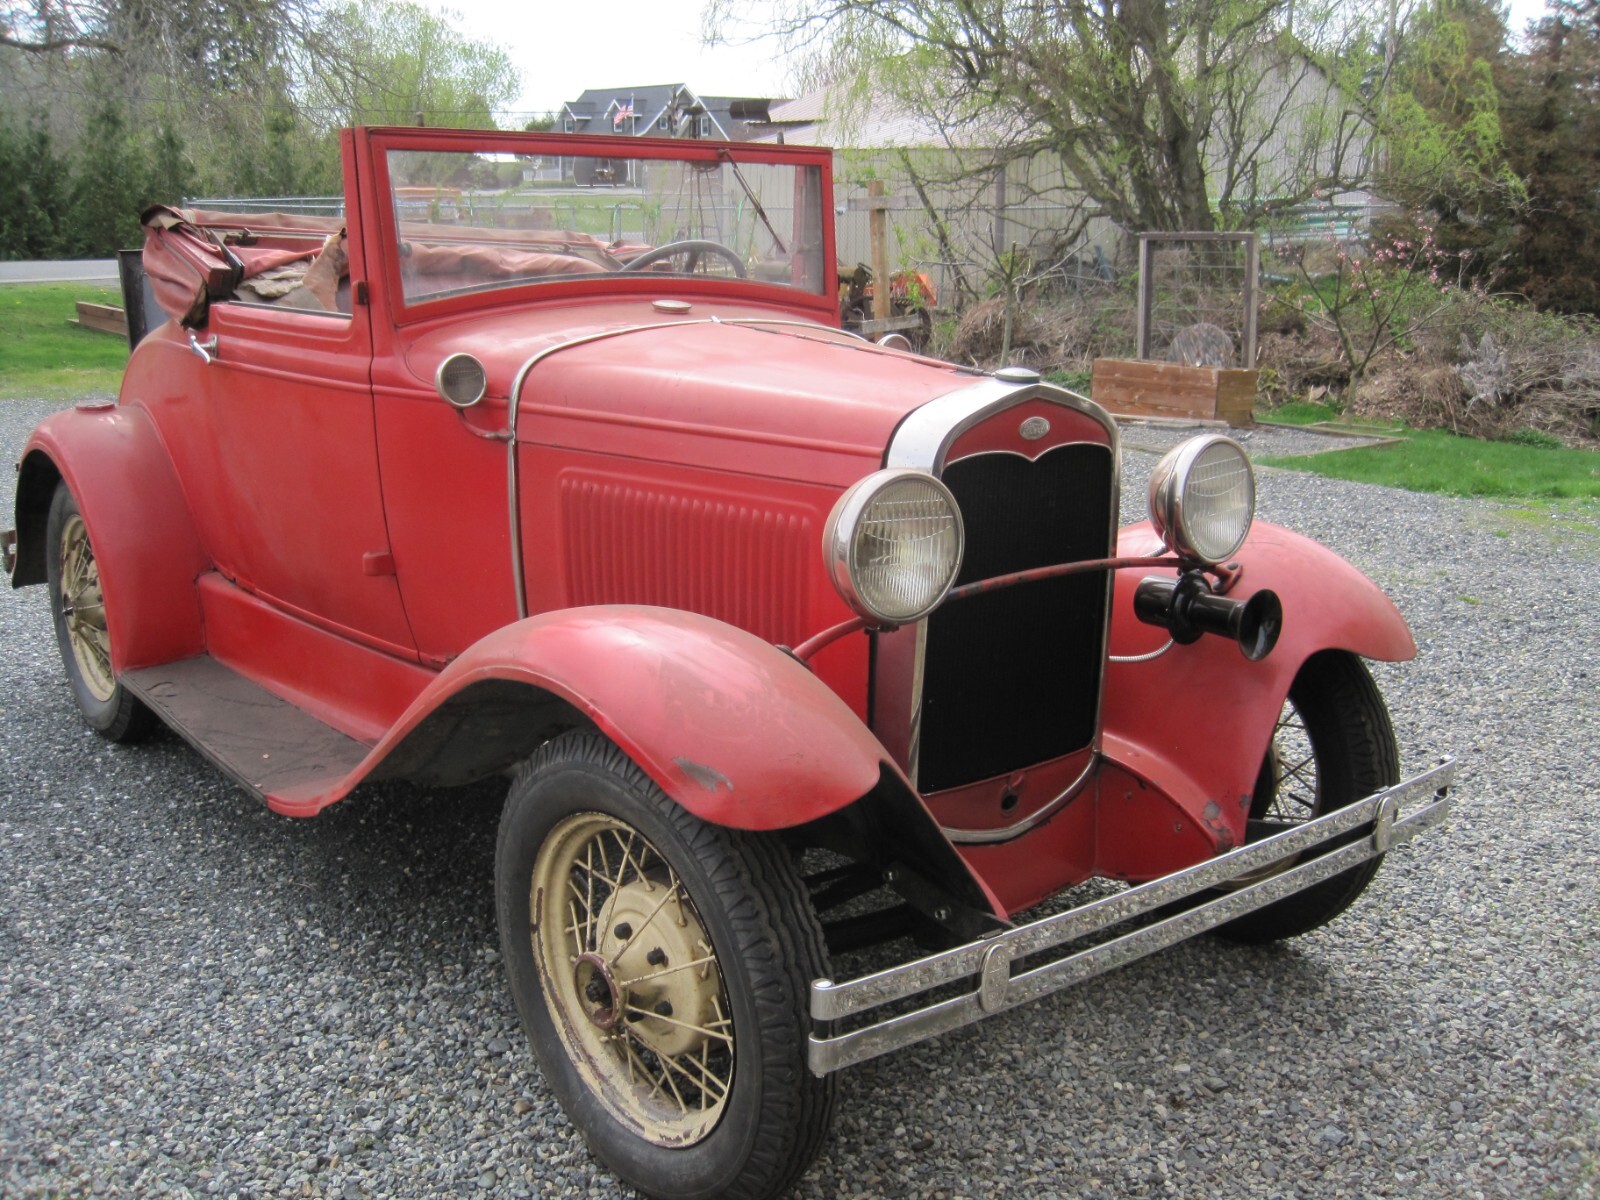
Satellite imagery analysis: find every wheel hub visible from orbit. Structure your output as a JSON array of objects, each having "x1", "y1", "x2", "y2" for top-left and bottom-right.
[
  {"x1": 594, "y1": 876, "x2": 721, "y2": 1059},
  {"x1": 574, "y1": 952, "x2": 623, "y2": 1030}
]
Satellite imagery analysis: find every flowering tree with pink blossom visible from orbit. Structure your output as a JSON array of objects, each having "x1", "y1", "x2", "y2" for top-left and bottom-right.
[{"x1": 1288, "y1": 218, "x2": 1472, "y2": 389}]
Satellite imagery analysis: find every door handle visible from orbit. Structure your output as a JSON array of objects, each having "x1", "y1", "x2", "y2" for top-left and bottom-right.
[{"x1": 187, "y1": 331, "x2": 218, "y2": 364}]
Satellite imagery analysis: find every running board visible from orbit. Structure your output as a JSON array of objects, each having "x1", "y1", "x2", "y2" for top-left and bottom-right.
[{"x1": 123, "y1": 656, "x2": 369, "y2": 801}]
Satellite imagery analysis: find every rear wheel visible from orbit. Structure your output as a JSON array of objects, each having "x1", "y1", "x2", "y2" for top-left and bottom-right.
[
  {"x1": 1216, "y1": 651, "x2": 1399, "y2": 944},
  {"x1": 45, "y1": 483, "x2": 154, "y2": 742},
  {"x1": 496, "y1": 730, "x2": 835, "y2": 1200}
]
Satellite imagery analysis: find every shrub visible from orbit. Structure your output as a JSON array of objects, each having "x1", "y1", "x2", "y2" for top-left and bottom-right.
[{"x1": 1508, "y1": 427, "x2": 1563, "y2": 450}]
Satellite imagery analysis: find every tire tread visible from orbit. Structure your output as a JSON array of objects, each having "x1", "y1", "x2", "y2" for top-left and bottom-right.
[
  {"x1": 1218, "y1": 651, "x2": 1400, "y2": 944},
  {"x1": 497, "y1": 730, "x2": 835, "y2": 1200}
]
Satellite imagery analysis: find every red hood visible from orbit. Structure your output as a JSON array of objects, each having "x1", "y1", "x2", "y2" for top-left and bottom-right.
[{"x1": 400, "y1": 298, "x2": 976, "y2": 486}]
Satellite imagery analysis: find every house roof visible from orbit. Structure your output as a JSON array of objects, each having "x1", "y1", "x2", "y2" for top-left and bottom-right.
[
  {"x1": 559, "y1": 84, "x2": 781, "y2": 141},
  {"x1": 749, "y1": 84, "x2": 969, "y2": 148}
]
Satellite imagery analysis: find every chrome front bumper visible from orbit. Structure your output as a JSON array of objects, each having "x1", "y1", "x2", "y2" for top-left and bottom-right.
[{"x1": 807, "y1": 758, "x2": 1457, "y2": 1075}]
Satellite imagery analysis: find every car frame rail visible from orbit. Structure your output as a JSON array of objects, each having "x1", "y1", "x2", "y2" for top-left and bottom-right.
[{"x1": 807, "y1": 758, "x2": 1457, "y2": 1075}]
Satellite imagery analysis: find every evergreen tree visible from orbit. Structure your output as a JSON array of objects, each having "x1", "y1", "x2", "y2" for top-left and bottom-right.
[
  {"x1": 71, "y1": 101, "x2": 149, "y2": 256},
  {"x1": 146, "y1": 120, "x2": 196, "y2": 208},
  {"x1": 1499, "y1": 0, "x2": 1600, "y2": 312},
  {"x1": 0, "y1": 113, "x2": 71, "y2": 258}
]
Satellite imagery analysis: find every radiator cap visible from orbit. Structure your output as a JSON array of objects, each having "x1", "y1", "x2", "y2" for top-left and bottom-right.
[{"x1": 993, "y1": 365, "x2": 1040, "y2": 384}]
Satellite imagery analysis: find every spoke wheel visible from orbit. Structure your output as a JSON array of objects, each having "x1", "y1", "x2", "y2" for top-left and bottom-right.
[
  {"x1": 1216, "y1": 650, "x2": 1400, "y2": 944},
  {"x1": 533, "y1": 811, "x2": 734, "y2": 1145},
  {"x1": 497, "y1": 730, "x2": 835, "y2": 1200},
  {"x1": 45, "y1": 483, "x2": 154, "y2": 742},
  {"x1": 58, "y1": 511, "x2": 114, "y2": 702}
]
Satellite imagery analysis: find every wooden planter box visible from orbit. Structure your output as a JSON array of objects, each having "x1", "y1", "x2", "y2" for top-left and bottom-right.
[{"x1": 1091, "y1": 358, "x2": 1257, "y2": 428}]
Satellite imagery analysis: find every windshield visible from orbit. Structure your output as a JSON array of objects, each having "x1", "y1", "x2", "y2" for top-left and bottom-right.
[{"x1": 385, "y1": 147, "x2": 826, "y2": 306}]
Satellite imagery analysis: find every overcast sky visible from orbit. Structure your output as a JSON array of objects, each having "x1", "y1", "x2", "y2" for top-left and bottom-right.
[
  {"x1": 430, "y1": 0, "x2": 1555, "y2": 121},
  {"x1": 425, "y1": 0, "x2": 791, "y2": 118}
]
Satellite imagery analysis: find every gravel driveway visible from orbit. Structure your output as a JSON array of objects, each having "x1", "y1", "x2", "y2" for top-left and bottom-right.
[{"x1": 3, "y1": 397, "x2": 1596, "y2": 1200}]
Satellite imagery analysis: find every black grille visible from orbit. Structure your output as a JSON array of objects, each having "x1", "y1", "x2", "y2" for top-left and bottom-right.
[{"x1": 917, "y1": 443, "x2": 1115, "y2": 793}]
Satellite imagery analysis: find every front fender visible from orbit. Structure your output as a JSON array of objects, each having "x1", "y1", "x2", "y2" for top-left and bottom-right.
[
  {"x1": 1099, "y1": 520, "x2": 1414, "y2": 858},
  {"x1": 273, "y1": 606, "x2": 890, "y2": 831},
  {"x1": 13, "y1": 406, "x2": 210, "y2": 672}
]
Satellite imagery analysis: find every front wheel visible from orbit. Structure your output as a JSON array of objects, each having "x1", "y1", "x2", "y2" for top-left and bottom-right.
[
  {"x1": 45, "y1": 483, "x2": 154, "y2": 742},
  {"x1": 496, "y1": 730, "x2": 835, "y2": 1200},
  {"x1": 1215, "y1": 650, "x2": 1400, "y2": 944}
]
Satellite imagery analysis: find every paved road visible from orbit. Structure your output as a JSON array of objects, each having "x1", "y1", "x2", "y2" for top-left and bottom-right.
[{"x1": 0, "y1": 260, "x2": 119, "y2": 285}]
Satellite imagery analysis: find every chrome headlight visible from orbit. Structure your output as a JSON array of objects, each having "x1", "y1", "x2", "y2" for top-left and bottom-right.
[
  {"x1": 825, "y1": 469, "x2": 964, "y2": 625},
  {"x1": 1148, "y1": 435, "x2": 1256, "y2": 564}
]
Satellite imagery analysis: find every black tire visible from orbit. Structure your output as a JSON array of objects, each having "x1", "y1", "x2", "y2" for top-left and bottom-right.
[
  {"x1": 495, "y1": 730, "x2": 836, "y2": 1200},
  {"x1": 45, "y1": 483, "x2": 155, "y2": 743},
  {"x1": 1215, "y1": 650, "x2": 1399, "y2": 944}
]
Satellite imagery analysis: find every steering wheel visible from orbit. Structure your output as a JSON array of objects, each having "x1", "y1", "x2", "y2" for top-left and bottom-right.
[{"x1": 620, "y1": 240, "x2": 746, "y2": 278}]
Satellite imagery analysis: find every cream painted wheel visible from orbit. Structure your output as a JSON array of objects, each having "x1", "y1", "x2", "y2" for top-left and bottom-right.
[
  {"x1": 45, "y1": 483, "x2": 155, "y2": 742},
  {"x1": 57, "y1": 511, "x2": 115, "y2": 703},
  {"x1": 532, "y1": 811, "x2": 734, "y2": 1146},
  {"x1": 497, "y1": 731, "x2": 835, "y2": 1200}
]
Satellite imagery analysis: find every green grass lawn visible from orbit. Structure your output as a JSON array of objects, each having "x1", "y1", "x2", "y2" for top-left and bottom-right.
[
  {"x1": 0, "y1": 283, "x2": 128, "y2": 399},
  {"x1": 1261, "y1": 427, "x2": 1600, "y2": 502}
]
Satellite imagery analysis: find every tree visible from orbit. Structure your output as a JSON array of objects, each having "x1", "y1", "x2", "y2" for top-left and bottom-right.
[
  {"x1": 0, "y1": 109, "x2": 70, "y2": 257},
  {"x1": 70, "y1": 99, "x2": 146, "y2": 254},
  {"x1": 303, "y1": 0, "x2": 519, "y2": 130},
  {"x1": 1370, "y1": 0, "x2": 1521, "y2": 278},
  {"x1": 2, "y1": 0, "x2": 326, "y2": 70},
  {"x1": 710, "y1": 0, "x2": 1385, "y2": 235},
  {"x1": 1497, "y1": 0, "x2": 1600, "y2": 312}
]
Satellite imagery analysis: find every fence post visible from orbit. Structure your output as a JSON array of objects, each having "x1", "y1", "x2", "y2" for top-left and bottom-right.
[
  {"x1": 1136, "y1": 235, "x2": 1154, "y2": 360},
  {"x1": 1243, "y1": 233, "x2": 1260, "y2": 367},
  {"x1": 869, "y1": 179, "x2": 891, "y2": 322}
]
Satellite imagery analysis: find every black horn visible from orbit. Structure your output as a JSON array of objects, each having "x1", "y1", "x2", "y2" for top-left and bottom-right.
[{"x1": 1133, "y1": 573, "x2": 1283, "y2": 661}]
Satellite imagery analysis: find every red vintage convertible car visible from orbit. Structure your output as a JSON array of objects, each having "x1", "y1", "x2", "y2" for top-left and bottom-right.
[{"x1": 5, "y1": 126, "x2": 1454, "y2": 1200}]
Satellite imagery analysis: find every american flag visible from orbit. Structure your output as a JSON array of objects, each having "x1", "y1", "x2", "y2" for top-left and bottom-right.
[{"x1": 613, "y1": 103, "x2": 634, "y2": 129}]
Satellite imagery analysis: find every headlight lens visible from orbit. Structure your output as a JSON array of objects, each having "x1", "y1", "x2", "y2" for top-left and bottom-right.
[
  {"x1": 825, "y1": 469, "x2": 964, "y2": 625},
  {"x1": 1148, "y1": 435, "x2": 1256, "y2": 563}
]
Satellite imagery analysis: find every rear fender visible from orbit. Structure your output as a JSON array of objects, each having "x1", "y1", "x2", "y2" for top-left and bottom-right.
[
  {"x1": 13, "y1": 407, "x2": 209, "y2": 670},
  {"x1": 1099, "y1": 520, "x2": 1414, "y2": 863}
]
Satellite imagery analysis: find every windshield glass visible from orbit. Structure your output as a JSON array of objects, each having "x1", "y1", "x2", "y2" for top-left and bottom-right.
[{"x1": 386, "y1": 147, "x2": 825, "y2": 305}]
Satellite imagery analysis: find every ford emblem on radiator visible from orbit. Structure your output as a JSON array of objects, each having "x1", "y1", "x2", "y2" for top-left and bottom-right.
[{"x1": 1019, "y1": 416, "x2": 1051, "y2": 441}]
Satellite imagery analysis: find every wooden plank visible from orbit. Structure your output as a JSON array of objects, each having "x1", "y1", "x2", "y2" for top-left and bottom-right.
[
  {"x1": 846, "y1": 314, "x2": 927, "y2": 336},
  {"x1": 1091, "y1": 358, "x2": 1257, "y2": 428},
  {"x1": 73, "y1": 301, "x2": 127, "y2": 337}
]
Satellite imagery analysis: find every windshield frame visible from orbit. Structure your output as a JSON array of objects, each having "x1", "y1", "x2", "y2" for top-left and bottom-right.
[{"x1": 359, "y1": 126, "x2": 837, "y2": 326}]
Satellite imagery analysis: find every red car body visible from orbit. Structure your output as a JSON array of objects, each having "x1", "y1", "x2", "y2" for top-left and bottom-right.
[{"x1": 7, "y1": 126, "x2": 1454, "y2": 1200}]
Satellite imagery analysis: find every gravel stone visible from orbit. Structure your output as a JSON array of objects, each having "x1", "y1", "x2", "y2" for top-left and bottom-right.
[{"x1": 3, "y1": 398, "x2": 1597, "y2": 1199}]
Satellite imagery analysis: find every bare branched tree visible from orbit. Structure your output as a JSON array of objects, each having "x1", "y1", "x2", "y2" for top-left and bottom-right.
[{"x1": 709, "y1": 0, "x2": 1396, "y2": 235}]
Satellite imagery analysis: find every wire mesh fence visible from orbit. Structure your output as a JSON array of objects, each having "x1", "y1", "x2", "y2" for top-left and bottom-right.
[{"x1": 1136, "y1": 233, "x2": 1259, "y2": 368}]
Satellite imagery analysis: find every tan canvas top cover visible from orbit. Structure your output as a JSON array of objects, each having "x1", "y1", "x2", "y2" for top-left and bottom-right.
[{"x1": 140, "y1": 206, "x2": 327, "y2": 326}]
